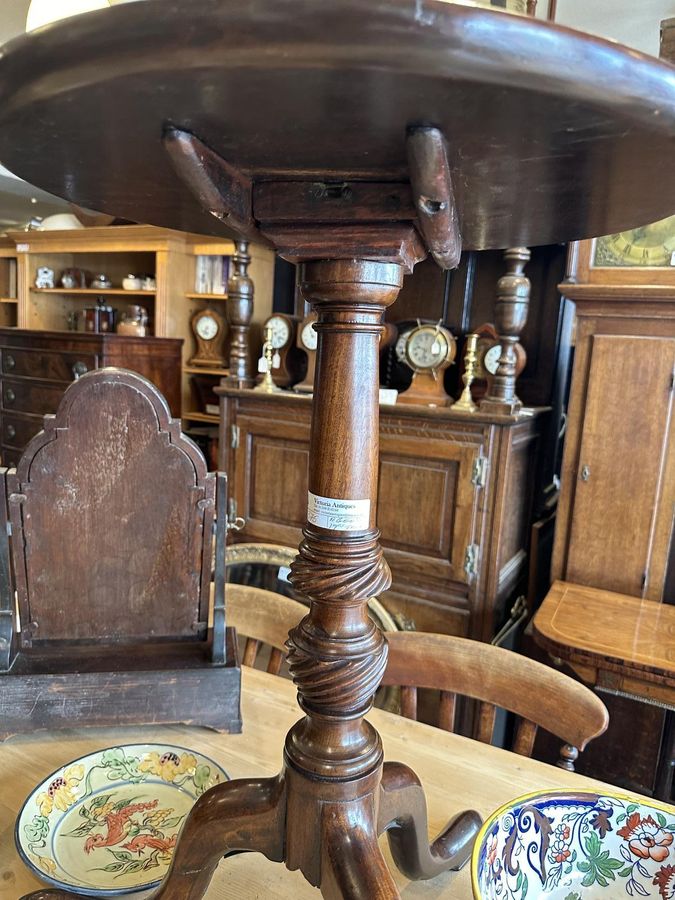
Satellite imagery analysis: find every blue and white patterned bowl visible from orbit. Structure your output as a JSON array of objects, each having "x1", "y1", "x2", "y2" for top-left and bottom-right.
[{"x1": 472, "y1": 789, "x2": 675, "y2": 899}]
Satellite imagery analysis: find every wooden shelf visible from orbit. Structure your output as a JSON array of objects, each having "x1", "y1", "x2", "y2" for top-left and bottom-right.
[
  {"x1": 0, "y1": 298, "x2": 18, "y2": 304},
  {"x1": 183, "y1": 411, "x2": 220, "y2": 424},
  {"x1": 183, "y1": 365, "x2": 229, "y2": 376},
  {"x1": 185, "y1": 292, "x2": 229, "y2": 300},
  {"x1": 31, "y1": 288, "x2": 156, "y2": 296}
]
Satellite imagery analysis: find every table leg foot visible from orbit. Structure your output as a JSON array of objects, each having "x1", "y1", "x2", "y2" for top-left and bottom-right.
[
  {"x1": 20, "y1": 775, "x2": 286, "y2": 900},
  {"x1": 320, "y1": 799, "x2": 401, "y2": 899},
  {"x1": 378, "y1": 761, "x2": 482, "y2": 879}
]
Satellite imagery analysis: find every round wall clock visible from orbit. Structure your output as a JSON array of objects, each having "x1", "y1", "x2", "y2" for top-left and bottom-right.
[{"x1": 189, "y1": 307, "x2": 227, "y2": 367}]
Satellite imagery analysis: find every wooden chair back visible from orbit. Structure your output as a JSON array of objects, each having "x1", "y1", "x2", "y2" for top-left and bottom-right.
[
  {"x1": 383, "y1": 631, "x2": 609, "y2": 770},
  {"x1": 226, "y1": 583, "x2": 306, "y2": 674},
  {"x1": 6, "y1": 368, "x2": 221, "y2": 655}
]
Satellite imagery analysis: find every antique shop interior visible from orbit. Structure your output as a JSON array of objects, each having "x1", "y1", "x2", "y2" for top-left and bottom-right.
[{"x1": 0, "y1": 1, "x2": 674, "y2": 899}]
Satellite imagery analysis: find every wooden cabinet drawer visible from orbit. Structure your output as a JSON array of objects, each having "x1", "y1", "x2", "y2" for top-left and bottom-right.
[
  {"x1": 0, "y1": 347, "x2": 96, "y2": 382},
  {"x1": 1, "y1": 379, "x2": 65, "y2": 416},
  {"x1": 1, "y1": 414, "x2": 41, "y2": 449}
]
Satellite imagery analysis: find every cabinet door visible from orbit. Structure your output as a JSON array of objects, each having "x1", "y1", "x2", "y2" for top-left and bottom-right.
[
  {"x1": 378, "y1": 434, "x2": 480, "y2": 588},
  {"x1": 566, "y1": 334, "x2": 675, "y2": 598},
  {"x1": 233, "y1": 412, "x2": 310, "y2": 547}
]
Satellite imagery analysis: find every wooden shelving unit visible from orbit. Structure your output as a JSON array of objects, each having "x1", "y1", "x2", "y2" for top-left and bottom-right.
[
  {"x1": 0, "y1": 240, "x2": 18, "y2": 327},
  {"x1": 0, "y1": 226, "x2": 276, "y2": 419},
  {"x1": 31, "y1": 288, "x2": 157, "y2": 296}
]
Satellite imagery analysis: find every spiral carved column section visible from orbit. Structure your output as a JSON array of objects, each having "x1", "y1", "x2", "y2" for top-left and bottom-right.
[{"x1": 285, "y1": 259, "x2": 403, "y2": 782}]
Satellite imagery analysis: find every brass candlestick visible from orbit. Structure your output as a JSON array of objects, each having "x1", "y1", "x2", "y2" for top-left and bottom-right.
[
  {"x1": 454, "y1": 333, "x2": 479, "y2": 412},
  {"x1": 254, "y1": 325, "x2": 281, "y2": 393}
]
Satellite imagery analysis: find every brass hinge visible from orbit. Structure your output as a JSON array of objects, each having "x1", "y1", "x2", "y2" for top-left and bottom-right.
[
  {"x1": 227, "y1": 497, "x2": 245, "y2": 532},
  {"x1": 230, "y1": 424, "x2": 240, "y2": 449},
  {"x1": 471, "y1": 456, "x2": 488, "y2": 488},
  {"x1": 464, "y1": 543, "x2": 479, "y2": 581}
]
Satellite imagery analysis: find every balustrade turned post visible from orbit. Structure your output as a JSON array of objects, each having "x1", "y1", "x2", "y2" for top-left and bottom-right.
[{"x1": 226, "y1": 240, "x2": 254, "y2": 388}]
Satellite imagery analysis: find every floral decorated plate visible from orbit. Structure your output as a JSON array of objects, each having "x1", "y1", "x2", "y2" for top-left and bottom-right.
[
  {"x1": 16, "y1": 743, "x2": 228, "y2": 897},
  {"x1": 472, "y1": 789, "x2": 675, "y2": 899}
]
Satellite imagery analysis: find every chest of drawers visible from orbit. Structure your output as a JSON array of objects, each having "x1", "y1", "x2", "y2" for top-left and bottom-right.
[{"x1": 0, "y1": 329, "x2": 182, "y2": 466}]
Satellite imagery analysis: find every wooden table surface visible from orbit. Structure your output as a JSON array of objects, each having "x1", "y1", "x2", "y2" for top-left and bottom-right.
[
  {"x1": 1, "y1": 666, "x2": 624, "y2": 898},
  {"x1": 533, "y1": 580, "x2": 675, "y2": 708}
]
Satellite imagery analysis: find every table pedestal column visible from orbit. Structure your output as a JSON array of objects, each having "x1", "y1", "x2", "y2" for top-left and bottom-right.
[{"x1": 22, "y1": 258, "x2": 480, "y2": 900}]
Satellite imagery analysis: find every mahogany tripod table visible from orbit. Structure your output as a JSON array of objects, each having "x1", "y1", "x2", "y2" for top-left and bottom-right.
[{"x1": 1, "y1": 2, "x2": 673, "y2": 897}]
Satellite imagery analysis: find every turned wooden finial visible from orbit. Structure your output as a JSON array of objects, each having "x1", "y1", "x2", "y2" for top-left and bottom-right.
[
  {"x1": 226, "y1": 240, "x2": 255, "y2": 388},
  {"x1": 480, "y1": 246, "x2": 530, "y2": 415}
]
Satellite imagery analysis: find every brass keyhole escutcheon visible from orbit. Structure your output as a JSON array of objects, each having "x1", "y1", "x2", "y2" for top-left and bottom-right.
[{"x1": 580, "y1": 464, "x2": 591, "y2": 482}]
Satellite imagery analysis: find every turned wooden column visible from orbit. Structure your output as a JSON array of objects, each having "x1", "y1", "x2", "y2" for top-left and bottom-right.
[
  {"x1": 481, "y1": 246, "x2": 530, "y2": 415},
  {"x1": 285, "y1": 258, "x2": 402, "y2": 885},
  {"x1": 226, "y1": 240, "x2": 254, "y2": 388}
]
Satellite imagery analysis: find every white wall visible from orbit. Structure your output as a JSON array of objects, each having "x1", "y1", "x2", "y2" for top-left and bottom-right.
[{"x1": 550, "y1": 0, "x2": 675, "y2": 56}]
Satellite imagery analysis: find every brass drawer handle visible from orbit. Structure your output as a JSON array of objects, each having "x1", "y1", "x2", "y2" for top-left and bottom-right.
[
  {"x1": 6, "y1": 424, "x2": 15, "y2": 439},
  {"x1": 5, "y1": 388, "x2": 15, "y2": 404},
  {"x1": 72, "y1": 361, "x2": 89, "y2": 380},
  {"x1": 4, "y1": 354, "x2": 15, "y2": 370}
]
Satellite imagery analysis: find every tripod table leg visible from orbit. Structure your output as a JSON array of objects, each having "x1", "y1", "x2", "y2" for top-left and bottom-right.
[{"x1": 378, "y1": 761, "x2": 481, "y2": 880}]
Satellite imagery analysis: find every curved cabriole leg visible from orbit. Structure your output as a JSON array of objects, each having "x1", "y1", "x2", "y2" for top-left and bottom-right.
[
  {"x1": 377, "y1": 761, "x2": 481, "y2": 879},
  {"x1": 320, "y1": 801, "x2": 401, "y2": 900},
  {"x1": 20, "y1": 776, "x2": 286, "y2": 900}
]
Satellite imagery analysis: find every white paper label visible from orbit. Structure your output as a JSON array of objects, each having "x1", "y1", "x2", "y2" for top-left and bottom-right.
[{"x1": 307, "y1": 492, "x2": 370, "y2": 531}]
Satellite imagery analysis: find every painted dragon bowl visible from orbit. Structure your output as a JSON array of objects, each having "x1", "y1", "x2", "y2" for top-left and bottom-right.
[
  {"x1": 472, "y1": 789, "x2": 675, "y2": 899},
  {"x1": 16, "y1": 743, "x2": 228, "y2": 897}
]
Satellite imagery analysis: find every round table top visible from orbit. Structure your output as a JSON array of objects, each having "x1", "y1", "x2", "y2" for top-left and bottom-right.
[{"x1": 0, "y1": 0, "x2": 673, "y2": 250}]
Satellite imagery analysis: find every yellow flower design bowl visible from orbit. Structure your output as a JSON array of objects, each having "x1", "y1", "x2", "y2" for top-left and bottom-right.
[{"x1": 16, "y1": 743, "x2": 228, "y2": 897}]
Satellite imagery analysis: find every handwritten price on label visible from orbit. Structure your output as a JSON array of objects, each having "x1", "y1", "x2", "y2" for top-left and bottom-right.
[{"x1": 307, "y1": 492, "x2": 370, "y2": 532}]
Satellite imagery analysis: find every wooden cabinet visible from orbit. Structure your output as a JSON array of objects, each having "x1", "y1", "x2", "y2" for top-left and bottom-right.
[
  {"x1": 553, "y1": 295, "x2": 675, "y2": 603},
  {"x1": 4, "y1": 225, "x2": 275, "y2": 415},
  {"x1": 0, "y1": 329, "x2": 182, "y2": 466},
  {"x1": 218, "y1": 387, "x2": 543, "y2": 639},
  {"x1": 549, "y1": 240, "x2": 675, "y2": 797}
]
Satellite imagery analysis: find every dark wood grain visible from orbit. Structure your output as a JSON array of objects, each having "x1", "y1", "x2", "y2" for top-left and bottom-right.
[
  {"x1": 0, "y1": 329, "x2": 182, "y2": 466},
  {"x1": 1, "y1": 368, "x2": 240, "y2": 739},
  {"x1": 10, "y1": 2, "x2": 675, "y2": 896},
  {"x1": 0, "y1": 1, "x2": 673, "y2": 250},
  {"x1": 217, "y1": 387, "x2": 543, "y2": 641}
]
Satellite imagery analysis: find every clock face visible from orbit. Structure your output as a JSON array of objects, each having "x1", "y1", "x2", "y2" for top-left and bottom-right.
[
  {"x1": 395, "y1": 329, "x2": 414, "y2": 362},
  {"x1": 593, "y1": 214, "x2": 675, "y2": 268},
  {"x1": 300, "y1": 320, "x2": 318, "y2": 351},
  {"x1": 267, "y1": 315, "x2": 291, "y2": 349},
  {"x1": 406, "y1": 326, "x2": 453, "y2": 371},
  {"x1": 196, "y1": 314, "x2": 219, "y2": 341},
  {"x1": 484, "y1": 344, "x2": 502, "y2": 376}
]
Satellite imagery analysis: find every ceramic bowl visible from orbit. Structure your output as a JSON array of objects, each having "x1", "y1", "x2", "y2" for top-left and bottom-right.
[
  {"x1": 472, "y1": 789, "x2": 675, "y2": 899},
  {"x1": 16, "y1": 743, "x2": 228, "y2": 897}
]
